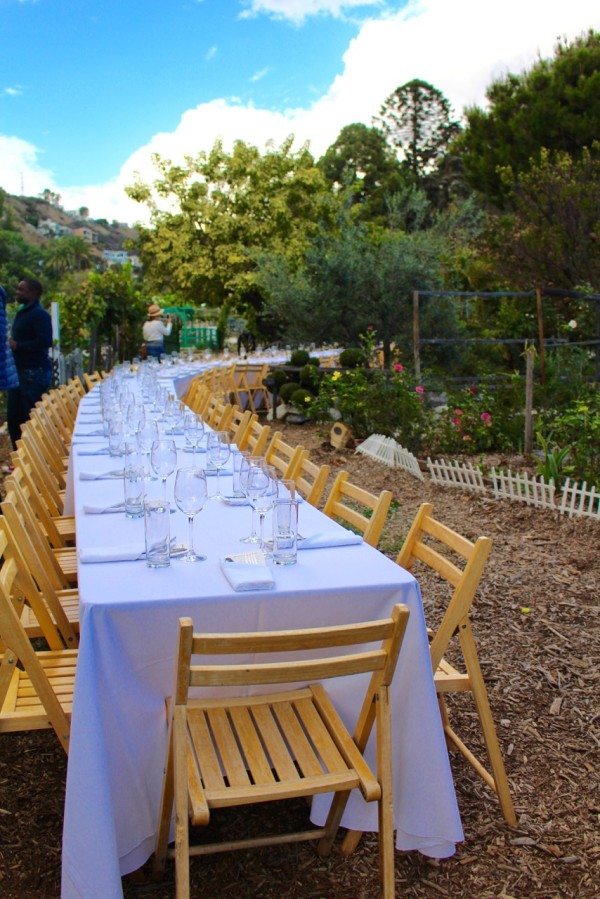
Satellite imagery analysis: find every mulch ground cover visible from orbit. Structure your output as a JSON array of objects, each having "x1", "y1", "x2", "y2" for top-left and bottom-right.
[{"x1": 0, "y1": 422, "x2": 598, "y2": 898}]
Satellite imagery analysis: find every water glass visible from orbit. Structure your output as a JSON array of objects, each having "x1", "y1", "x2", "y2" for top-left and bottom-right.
[
  {"x1": 272, "y1": 500, "x2": 298, "y2": 565},
  {"x1": 108, "y1": 419, "x2": 125, "y2": 457},
  {"x1": 123, "y1": 465, "x2": 145, "y2": 519},
  {"x1": 231, "y1": 449, "x2": 250, "y2": 497},
  {"x1": 144, "y1": 500, "x2": 171, "y2": 568}
]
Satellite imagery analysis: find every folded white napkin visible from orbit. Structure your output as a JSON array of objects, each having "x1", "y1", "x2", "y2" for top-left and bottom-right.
[
  {"x1": 181, "y1": 445, "x2": 207, "y2": 453},
  {"x1": 220, "y1": 559, "x2": 275, "y2": 592},
  {"x1": 75, "y1": 428, "x2": 105, "y2": 437},
  {"x1": 76, "y1": 417, "x2": 103, "y2": 424},
  {"x1": 298, "y1": 529, "x2": 362, "y2": 550},
  {"x1": 83, "y1": 503, "x2": 125, "y2": 514},
  {"x1": 79, "y1": 411, "x2": 103, "y2": 417},
  {"x1": 79, "y1": 544, "x2": 144, "y2": 563},
  {"x1": 77, "y1": 448, "x2": 110, "y2": 456},
  {"x1": 79, "y1": 469, "x2": 124, "y2": 480}
]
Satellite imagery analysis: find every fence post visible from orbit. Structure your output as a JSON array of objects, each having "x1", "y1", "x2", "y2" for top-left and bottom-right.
[
  {"x1": 412, "y1": 290, "x2": 421, "y2": 380},
  {"x1": 524, "y1": 344, "x2": 536, "y2": 455},
  {"x1": 535, "y1": 287, "x2": 546, "y2": 385}
]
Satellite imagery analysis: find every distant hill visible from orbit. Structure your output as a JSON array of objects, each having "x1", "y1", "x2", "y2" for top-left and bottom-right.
[{"x1": 2, "y1": 193, "x2": 138, "y2": 257}]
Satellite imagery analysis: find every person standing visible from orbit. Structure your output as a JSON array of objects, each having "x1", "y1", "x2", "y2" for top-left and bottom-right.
[
  {"x1": 7, "y1": 278, "x2": 53, "y2": 448},
  {"x1": 142, "y1": 304, "x2": 172, "y2": 359}
]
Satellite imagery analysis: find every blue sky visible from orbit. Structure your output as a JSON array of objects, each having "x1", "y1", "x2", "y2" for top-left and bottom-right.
[{"x1": 1, "y1": 0, "x2": 597, "y2": 223}]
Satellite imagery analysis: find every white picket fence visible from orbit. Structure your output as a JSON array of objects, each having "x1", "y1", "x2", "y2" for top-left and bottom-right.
[
  {"x1": 355, "y1": 434, "x2": 424, "y2": 480},
  {"x1": 427, "y1": 457, "x2": 487, "y2": 494},
  {"x1": 490, "y1": 467, "x2": 557, "y2": 509},
  {"x1": 558, "y1": 479, "x2": 600, "y2": 520}
]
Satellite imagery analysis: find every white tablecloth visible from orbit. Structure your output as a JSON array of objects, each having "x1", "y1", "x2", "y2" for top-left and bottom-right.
[{"x1": 61, "y1": 389, "x2": 463, "y2": 898}]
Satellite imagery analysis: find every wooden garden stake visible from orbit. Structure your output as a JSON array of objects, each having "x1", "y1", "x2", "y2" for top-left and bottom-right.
[
  {"x1": 412, "y1": 290, "x2": 421, "y2": 380},
  {"x1": 535, "y1": 288, "x2": 546, "y2": 385},
  {"x1": 524, "y1": 344, "x2": 536, "y2": 455}
]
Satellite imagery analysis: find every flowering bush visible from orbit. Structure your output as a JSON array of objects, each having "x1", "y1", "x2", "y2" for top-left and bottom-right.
[
  {"x1": 307, "y1": 368, "x2": 427, "y2": 448},
  {"x1": 537, "y1": 390, "x2": 600, "y2": 484},
  {"x1": 425, "y1": 384, "x2": 520, "y2": 454}
]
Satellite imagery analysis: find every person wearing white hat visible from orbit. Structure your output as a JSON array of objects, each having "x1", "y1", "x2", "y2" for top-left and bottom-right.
[{"x1": 142, "y1": 304, "x2": 172, "y2": 359}]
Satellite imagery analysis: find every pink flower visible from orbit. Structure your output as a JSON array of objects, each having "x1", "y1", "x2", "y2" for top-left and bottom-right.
[
  {"x1": 415, "y1": 385, "x2": 425, "y2": 394},
  {"x1": 463, "y1": 435, "x2": 472, "y2": 441},
  {"x1": 393, "y1": 363, "x2": 404, "y2": 373},
  {"x1": 453, "y1": 408, "x2": 463, "y2": 416},
  {"x1": 480, "y1": 411, "x2": 492, "y2": 425},
  {"x1": 451, "y1": 417, "x2": 461, "y2": 427},
  {"x1": 468, "y1": 386, "x2": 478, "y2": 395}
]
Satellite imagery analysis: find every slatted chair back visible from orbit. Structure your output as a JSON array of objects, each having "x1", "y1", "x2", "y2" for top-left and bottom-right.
[
  {"x1": 0, "y1": 521, "x2": 77, "y2": 753},
  {"x1": 396, "y1": 502, "x2": 516, "y2": 826},
  {"x1": 67, "y1": 376, "x2": 86, "y2": 399},
  {"x1": 265, "y1": 433, "x2": 307, "y2": 480},
  {"x1": 230, "y1": 363, "x2": 270, "y2": 413},
  {"x1": 154, "y1": 604, "x2": 410, "y2": 898},
  {"x1": 83, "y1": 371, "x2": 103, "y2": 391},
  {"x1": 18, "y1": 430, "x2": 65, "y2": 516},
  {"x1": 29, "y1": 407, "x2": 68, "y2": 477},
  {"x1": 228, "y1": 408, "x2": 256, "y2": 450},
  {"x1": 6, "y1": 464, "x2": 67, "y2": 550},
  {"x1": 0, "y1": 514, "x2": 78, "y2": 649},
  {"x1": 245, "y1": 419, "x2": 272, "y2": 457},
  {"x1": 1, "y1": 489, "x2": 72, "y2": 591},
  {"x1": 185, "y1": 380, "x2": 210, "y2": 417},
  {"x1": 205, "y1": 400, "x2": 236, "y2": 432},
  {"x1": 294, "y1": 457, "x2": 331, "y2": 507},
  {"x1": 323, "y1": 471, "x2": 392, "y2": 548}
]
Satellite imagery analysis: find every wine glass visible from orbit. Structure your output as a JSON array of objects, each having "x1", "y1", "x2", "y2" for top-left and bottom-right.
[
  {"x1": 207, "y1": 430, "x2": 231, "y2": 500},
  {"x1": 240, "y1": 459, "x2": 269, "y2": 544},
  {"x1": 174, "y1": 467, "x2": 208, "y2": 562},
  {"x1": 137, "y1": 418, "x2": 157, "y2": 479},
  {"x1": 183, "y1": 411, "x2": 204, "y2": 459},
  {"x1": 254, "y1": 464, "x2": 278, "y2": 551},
  {"x1": 150, "y1": 437, "x2": 177, "y2": 501}
]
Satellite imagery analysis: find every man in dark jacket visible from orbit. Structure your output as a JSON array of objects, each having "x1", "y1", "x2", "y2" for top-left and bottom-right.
[{"x1": 7, "y1": 278, "x2": 53, "y2": 448}]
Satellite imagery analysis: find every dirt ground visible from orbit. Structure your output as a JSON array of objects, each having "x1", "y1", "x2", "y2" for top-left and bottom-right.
[{"x1": 0, "y1": 421, "x2": 598, "y2": 898}]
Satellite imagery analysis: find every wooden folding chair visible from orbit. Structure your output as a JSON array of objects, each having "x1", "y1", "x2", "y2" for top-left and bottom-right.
[
  {"x1": 0, "y1": 521, "x2": 77, "y2": 753},
  {"x1": 0, "y1": 516, "x2": 78, "y2": 648},
  {"x1": 83, "y1": 371, "x2": 103, "y2": 391},
  {"x1": 230, "y1": 362, "x2": 271, "y2": 413},
  {"x1": 15, "y1": 433, "x2": 66, "y2": 517},
  {"x1": 265, "y1": 433, "x2": 307, "y2": 480},
  {"x1": 293, "y1": 457, "x2": 331, "y2": 507},
  {"x1": 6, "y1": 463, "x2": 75, "y2": 547},
  {"x1": 205, "y1": 401, "x2": 236, "y2": 432},
  {"x1": 323, "y1": 471, "x2": 392, "y2": 548},
  {"x1": 154, "y1": 604, "x2": 410, "y2": 898},
  {"x1": 227, "y1": 408, "x2": 256, "y2": 450},
  {"x1": 244, "y1": 420, "x2": 272, "y2": 457}
]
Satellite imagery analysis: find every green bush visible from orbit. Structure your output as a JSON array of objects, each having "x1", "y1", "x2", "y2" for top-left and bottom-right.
[
  {"x1": 424, "y1": 383, "x2": 522, "y2": 454},
  {"x1": 290, "y1": 349, "x2": 310, "y2": 367},
  {"x1": 537, "y1": 389, "x2": 600, "y2": 484},
  {"x1": 279, "y1": 382, "x2": 299, "y2": 403},
  {"x1": 307, "y1": 369, "x2": 427, "y2": 448},
  {"x1": 290, "y1": 387, "x2": 314, "y2": 408},
  {"x1": 270, "y1": 368, "x2": 290, "y2": 392},
  {"x1": 308, "y1": 356, "x2": 321, "y2": 367},
  {"x1": 339, "y1": 347, "x2": 366, "y2": 368},
  {"x1": 299, "y1": 364, "x2": 323, "y2": 391}
]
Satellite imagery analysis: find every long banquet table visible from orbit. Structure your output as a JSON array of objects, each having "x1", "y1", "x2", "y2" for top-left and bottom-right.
[{"x1": 61, "y1": 384, "x2": 463, "y2": 898}]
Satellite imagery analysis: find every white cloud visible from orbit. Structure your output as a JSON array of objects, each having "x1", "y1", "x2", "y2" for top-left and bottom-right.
[
  {"x1": 250, "y1": 67, "x2": 270, "y2": 82},
  {"x1": 3, "y1": 86, "x2": 23, "y2": 97},
  {"x1": 205, "y1": 44, "x2": 218, "y2": 61},
  {"x1": 1, "y1": 0, "x2": 598, "y2": 224},
  {"x1": 240, "y1": 0, "x2": 382, "y2": 24}
]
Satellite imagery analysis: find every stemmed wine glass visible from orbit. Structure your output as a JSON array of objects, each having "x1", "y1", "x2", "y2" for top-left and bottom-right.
[
  {"x1": 183, "y1": 411, "x2": 204, "y2": 459},
  {"x1": 137, "y1": 418, "x2": 157, "y2": 479},
  {"x1": 240, "y1": 459, "x2": 268, "y2": 544},
  {"x1": 207, "y1": 430, "x2": 231, "y2": 500},
  {"x1": 150, "y1": 437, "x2": 177, "y2": 501},
  {"x1": 174, "y1": 467, "x2": 208, "y2": 562}
]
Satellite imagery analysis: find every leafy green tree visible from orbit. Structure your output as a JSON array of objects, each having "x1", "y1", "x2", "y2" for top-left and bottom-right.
[
  {"x1": 488, "y1": 147, "x2": 600, "y2": 290},
  {"x1": 375, "y1": 79, "x2": 460, "y2": 182},
  {"x1": 318, "y1": 123, "x2": 404, "y2": 222},
  {"x1": 43, "y1": 235, "x2": 94, "y2": 278},
  {"x1": 55, "y1": 266, "x2": 145, "y2": 360},
  {"x1": 258, "y1": 218, "x2": 449, "y2": 366},
  {"x1": 457, "y1": 30, "x2": 600, "y2": 205},
  {"x1": 126, "y1": 138, "x2": 335, "y2": 317}
]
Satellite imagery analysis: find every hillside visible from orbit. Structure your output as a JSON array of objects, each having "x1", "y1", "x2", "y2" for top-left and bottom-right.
[{"x1": 2, "y1": 192, "x2": 138, "y2": 255}]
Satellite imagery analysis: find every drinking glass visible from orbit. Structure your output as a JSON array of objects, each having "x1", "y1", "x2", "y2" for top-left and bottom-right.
[
  {"x1": 240, "y1": 460, "x2": 269, "y2": 544},
  {"x1": 207, "y1": 430, "x2": 231, "y2": 500},
  {"x1": 272, "y1": 499, "x2": 298, "y2": 565},
  {"x1": 108, "y1": 419, "x2": 125, "y2": 457},
  {"x1": 183, "y1": 411, "x2": 204, "y2": 459},
  {"x1": 174, "y1": 467, "x2": 208, "y2": 562},
  {"x1": 150, "y1": 438, "x2": 177, "y2": 501},
  {"x1": 144, "y1": 500, "x2": 170, "y2": 568},
  {"x1": 254, "y1": 464, "x2": 278, "y2": 551}
]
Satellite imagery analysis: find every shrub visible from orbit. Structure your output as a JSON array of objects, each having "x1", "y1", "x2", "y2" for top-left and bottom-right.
[
  {"x1": 290, "y1": 387, "x2": 314, "y2": 409},
  {"x1": 308, "y1": 356, "x2": 321, "y2": 367},
  {"x1": 424, "y1": 383, "x2": 521, "y2": 454},
  {"x1": 339, "y1": 347, "x2": 367, "y2": 369},
  {"x1": 270, "y1": 368, "x2": 290, "y2": 392},
  {"x1": 279, "y1": 382, "x2": 299, "y2": 403},
  {"x1": 537, "y1": 389, "x2": 600, "y2": 484},
  {"x1": 299, "y1": 364, "x2": 323, "y2": 390},
  {"x1": 290, "y1": 349, "x2": 310, "y2": 367}
]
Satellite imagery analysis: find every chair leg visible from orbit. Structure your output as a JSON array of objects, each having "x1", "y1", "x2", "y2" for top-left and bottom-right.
[
  {"x1": 377, "y1": 687, "x2": 395, "y2": 898},
  {"x1": 154, "y1": 720, "x2": 175, "y2": 874},
  {"x1": 459, "y1": 624, "x2": 517, "y2": 827},
  {"x1": 173, "y1": 710, "x2": 191, "y2": 898},
  {"x1": 340, "y1": 828, "x2": 363, "y2": 856},
  {"x1": 316, "y1": 789, "x2": 351, "y2": 858}
]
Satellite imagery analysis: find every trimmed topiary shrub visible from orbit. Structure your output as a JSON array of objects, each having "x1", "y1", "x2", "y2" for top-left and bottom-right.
[
  {"x1": 279, "y1": 382, "x2": 300, "y2": 403},
  {"x1": 290, "y1": 387, "x2": 314, "y2": 409},
  {"x1": 270, "y1": 368, "x2": 289, "y2": 392},
  {"x1": 308, "y1": 356, "x2": 321, "y2": 367},
  {"x1": 290, "y1": 349, "x2": 310, "y2": 367},
  {"x1": 299, "y1": 364, "x2": 323, "y2": 390},
  {"x1": 339, "y1": 347, "x2": 367, "y2": 368}
]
